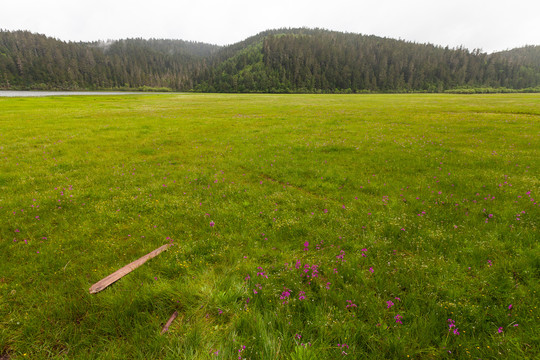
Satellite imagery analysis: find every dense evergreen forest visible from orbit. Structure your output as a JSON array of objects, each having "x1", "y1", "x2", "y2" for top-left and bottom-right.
[{"x1": 1, "y1": 28, "x2": 539, "y2": 93}]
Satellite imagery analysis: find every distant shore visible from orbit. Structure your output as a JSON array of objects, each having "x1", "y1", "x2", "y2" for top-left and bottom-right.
[{"x1": 0, "y1": 90, "x2": 176, "y2": 97}]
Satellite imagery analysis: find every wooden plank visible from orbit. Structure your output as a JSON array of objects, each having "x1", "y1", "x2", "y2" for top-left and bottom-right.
[
  {"x1": 89, "y1": 243, "x2": 171, "y2": 294},
  {"x1": 161, "y1": 311, "x2": 179, "y2": 334}
]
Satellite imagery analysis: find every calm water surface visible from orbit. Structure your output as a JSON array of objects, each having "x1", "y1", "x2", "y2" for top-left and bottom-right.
[{"x1": 0, "y1": 91, "x2": 171, "y2": 97}]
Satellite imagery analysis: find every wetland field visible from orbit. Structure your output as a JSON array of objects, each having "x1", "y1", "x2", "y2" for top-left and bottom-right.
[{"x1": 0, "y1": 94, "x2": 539, "y2": 359}]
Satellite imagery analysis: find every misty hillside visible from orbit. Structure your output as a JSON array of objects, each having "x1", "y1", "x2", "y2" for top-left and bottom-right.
[
  {"x1": 0, "y1": 31, "x2": 216, "y2": 91},
  {"x1": 491, "y1": 45, "x2": 540, "y2": 68},
  {"x1": 1, "y1": 28, "x2": 539, "y2": 92}
]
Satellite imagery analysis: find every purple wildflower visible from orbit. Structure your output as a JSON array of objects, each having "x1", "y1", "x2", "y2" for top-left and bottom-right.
[
  {"x1": 280, "y1": 288, "x2": 291, "y2": 304},
  {"x1": 448, "y1": 319, "x2": 459, "y2": 335},
  {"x1": 346, "y1": 300, "x2": 357, "y2": 309}
]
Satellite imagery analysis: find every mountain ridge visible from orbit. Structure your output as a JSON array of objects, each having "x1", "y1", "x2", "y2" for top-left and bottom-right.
[{"x1": 1, "y1": 28, "x2": 539, "y2": 92}]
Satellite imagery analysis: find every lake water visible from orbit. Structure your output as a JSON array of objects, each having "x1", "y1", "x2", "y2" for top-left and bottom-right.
[{"x1": 0, "y1": 91, "x2": 171, "y2": 97}]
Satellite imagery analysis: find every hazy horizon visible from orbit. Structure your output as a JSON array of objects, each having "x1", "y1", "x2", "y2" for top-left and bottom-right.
[
  {"x1": 4, "y1": 26, "x2": 539, "y2": 55},
  {"x1": 1, "y1": 0, "x2": 539, "y2": 54}
]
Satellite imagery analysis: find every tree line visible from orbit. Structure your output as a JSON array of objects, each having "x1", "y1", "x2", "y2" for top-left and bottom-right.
[
  {"x1": 1, "y1": 28, "x2": 539, "y2": 93},
  {"x1": 0, "y1": 30, "x2": 217, "y2": 91}
]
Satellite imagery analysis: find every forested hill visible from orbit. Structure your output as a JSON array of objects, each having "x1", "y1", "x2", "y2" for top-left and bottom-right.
[
  {"x1": 1, "y1": 28, "x2": 539, "y2": 92},
  {"x1": 491, "y1": 45, "x2": 540, "y2": 69},
  {"x1": 0, "y1": 30, "x2": 218, "y2": 91},
  {"x1": 194, "y1": 29, "x2": 540, "y2": 92}
]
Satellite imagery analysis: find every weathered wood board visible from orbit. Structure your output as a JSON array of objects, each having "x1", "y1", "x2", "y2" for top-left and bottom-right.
[
  {"x1": 89, "y1": 243, "x2": 171, "y2": 294},
  {"x1": 161, "y1": 311, "x2": 179, "y2": 334}
]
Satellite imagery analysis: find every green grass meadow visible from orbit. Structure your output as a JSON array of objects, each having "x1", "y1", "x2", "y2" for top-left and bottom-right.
[{"x1": 0, "y1": 94, "x2": 539, "y2": 359}]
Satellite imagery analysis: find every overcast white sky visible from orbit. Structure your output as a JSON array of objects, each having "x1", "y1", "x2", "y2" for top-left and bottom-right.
[{"x1": 1, "y1": 0, "x2": 539, "y2": 53}]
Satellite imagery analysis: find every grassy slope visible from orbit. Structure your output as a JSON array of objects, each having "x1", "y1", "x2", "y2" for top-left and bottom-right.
[{"x1": 0, "y1": 94, "x2": 539, "y2": 359}]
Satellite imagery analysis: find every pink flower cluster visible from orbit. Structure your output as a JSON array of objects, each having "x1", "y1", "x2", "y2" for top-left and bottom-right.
[
  {"x1": 337, "y1": 343, "x2": 349, "y2": 355},
  {"x1": 280, "y1": 288, "x2": 291, "y2": 304},
  {"x1": 448, "y1": 319, "x2": 459, "y2": 335},
  {"x1": 346, "y1": 300, "x2": 357, "y2": 309}
]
